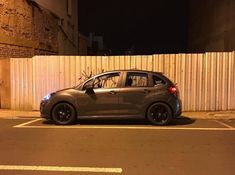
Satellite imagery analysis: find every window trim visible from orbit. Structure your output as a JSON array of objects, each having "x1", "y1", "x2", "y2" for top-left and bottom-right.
[
  {"x1": 124, "y1": 72, "x2": 150, "y2": 88},
  {"x1": 82, "y1": 72, "x2": 121, "y2": 90},
  {"x1": 93, "y1": 72, "x2": 120, "y2": 89}
]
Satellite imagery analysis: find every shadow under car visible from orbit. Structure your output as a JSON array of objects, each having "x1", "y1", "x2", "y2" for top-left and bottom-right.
[{"x1": 42, "y1": 116, "x2": 195, "y2": 126}]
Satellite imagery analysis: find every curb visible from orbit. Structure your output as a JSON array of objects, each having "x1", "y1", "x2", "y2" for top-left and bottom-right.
[
  {"x1": 182, "y1": 111, "x2": 235, "y2": 120},
  {"x1": 0, "y1": 110, "x2": 40, "y2": 119}
]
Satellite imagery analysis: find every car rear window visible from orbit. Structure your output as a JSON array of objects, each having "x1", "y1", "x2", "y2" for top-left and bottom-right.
[
  {"x1": 152, "y1": 75, "x2": 166, "y2": 86},
  {"x1": 125, "y1": 72, "x2": 148, "y2": 87}
]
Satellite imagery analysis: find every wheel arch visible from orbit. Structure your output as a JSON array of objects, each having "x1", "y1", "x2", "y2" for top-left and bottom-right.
[
  {"x1": 145, "y1": 101, "x2": 173, "y2": 119},
  {"x1": 50, "y1": 101, "x2": 78, "y2": 120}
]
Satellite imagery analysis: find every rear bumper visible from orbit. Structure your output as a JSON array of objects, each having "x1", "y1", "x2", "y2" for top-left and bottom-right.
[{"x1": 174, "y1": 99, "x2": 182, "y2": 118}]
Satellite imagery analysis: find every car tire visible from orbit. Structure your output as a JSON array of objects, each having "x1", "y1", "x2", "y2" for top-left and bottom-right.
[
  {"x1": 52, "y1": 103, "x2": 76, "y2": 125},
  {"x1": 146, "y1": 102, "x2": 172, "y2": 126}
]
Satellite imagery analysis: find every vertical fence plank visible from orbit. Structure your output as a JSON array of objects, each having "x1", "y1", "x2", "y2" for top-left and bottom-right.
[
  {"x1": 164, "y1": 54, "x2": 170, "y2": 77},
  {"x1": 10, "y1": 58, "x2": 15, "y2": 109},
  {"x1": 147, "y1": 55, "x2": 153, "y2": 71},
  {"x1": 180, "y1": 54, "x2": 186, "y2": 111},
  {"x1": 135, "y1": 56, "x2": 141, "y2": 70},
  {"x1": 209, "y1": 53, "x2": 215, "y2": 111},
  {"x1": 153, "y1": 55, "x2": 157, "y2": 71},
  {"x1": 70, "y1": 56, "x2": 76, "y2": 86},
  {"x1": 197, "y1": 54, "x2": 204, "y2": 111},
  {"x1": 204, "y1": 53, "x2": 210, "y2": 110},
  {"x1": 159, "y1": 54, "x2": 165, "y2": 72},
  {"x1": 228, "y1": 52, "x2": 235, "y2": 110},
  {"x1": 169, "y1": 54, "x2": 176, "y2": 82},
  {"x1": 130, "y1": 56, "x2": 136, "y2": 69},
  {"x1": 215, "y1": 53, "x2": 222, "y2": 110},
  {"x1": 187, "y1": 54, "x2": 192, "y2": 111},
  {"x1": 191, "y1": 54, "x2": 197, "y2": 111},
  {"x1": 140, "y1": 56, "x2": 147, "y2": 70},
  {"x1": 32, "y1": 57, "x2": 36, "y2": 110},
  {"x1": 221, "y1": 53, "x2": 228, "y2": 110}
]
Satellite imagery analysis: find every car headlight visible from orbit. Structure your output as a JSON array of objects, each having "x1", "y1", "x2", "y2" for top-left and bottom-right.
[{"x1": 43, "y1": 93, "x2": 52, "y2": 101}]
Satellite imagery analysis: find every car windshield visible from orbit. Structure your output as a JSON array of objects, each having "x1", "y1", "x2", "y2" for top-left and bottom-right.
[{"x1": 72, "y1": 79, "x2": 88, "y2": 90}]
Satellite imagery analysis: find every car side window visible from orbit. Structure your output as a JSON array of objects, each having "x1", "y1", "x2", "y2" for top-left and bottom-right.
[
  {"x1": 125, "y1": 72, "x2": 148, "y2": 87},
  {"x1": 153, "y1": 75, "x2": 166, "y2": 86},
  {"x1": 93, "y1": 73, "x2": 120, "y2": 89}
]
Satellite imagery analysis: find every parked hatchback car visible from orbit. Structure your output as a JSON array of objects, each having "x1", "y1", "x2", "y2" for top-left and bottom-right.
[{"x1": 40, "y1": 70, "x2": 181, "y2": 125}]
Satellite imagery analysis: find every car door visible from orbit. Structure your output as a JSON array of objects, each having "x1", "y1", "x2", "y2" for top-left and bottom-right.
[
  {"x1": 118, "y1": 72, "x2": 152, "y2": 116},
  {"x1": 77, "y1": 72, "x2": 121, "y2": 116}
]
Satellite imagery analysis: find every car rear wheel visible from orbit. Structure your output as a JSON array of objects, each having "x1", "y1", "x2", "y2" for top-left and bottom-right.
[
  {"x1": 147, "y1": 102, "x2": 172, "y2": 126},
  {"x1": 52, "y1": 103, "x2": 76, "y2": 125}
]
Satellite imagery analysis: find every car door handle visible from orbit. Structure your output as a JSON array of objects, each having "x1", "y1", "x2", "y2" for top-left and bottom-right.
[
  {"x1": 108, "y1": 90, "x2": 117, "y2": 95},
  {"x1": 143, "y1": 89, "x2": 151, "y2": 94}
]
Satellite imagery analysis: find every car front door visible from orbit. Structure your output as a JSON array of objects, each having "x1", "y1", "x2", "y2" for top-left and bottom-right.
[
  {"x1": 77, "y1": 72, "x2": 121, "y2": 116},
  {"x1": 118, "y1": 72, "x2": 152, "y2": 116}
]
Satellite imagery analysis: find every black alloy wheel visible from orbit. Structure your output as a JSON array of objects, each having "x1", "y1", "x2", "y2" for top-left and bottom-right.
[
  {"x1": 147, "y1": 102, "x2": 172, "y2": 126},
  {"x1": 52, "y1": 103, "x2": 76, "y2": 125}
]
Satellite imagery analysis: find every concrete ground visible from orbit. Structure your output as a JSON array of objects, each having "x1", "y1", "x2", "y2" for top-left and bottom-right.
[
  {"x1": 0, "y1": 109, "x2": 235, "y2": 120},
  {"x1": 0, "y1": 116, "x2": 235, "y2": 175},
  {"x1": 0, "y1": 109, "x2": 235, "y2": 175}
]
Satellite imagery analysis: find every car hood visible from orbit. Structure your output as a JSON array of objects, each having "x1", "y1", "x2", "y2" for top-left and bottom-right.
[{"x1": 55, "y1": 88, "x2": 73, "y2": 93}]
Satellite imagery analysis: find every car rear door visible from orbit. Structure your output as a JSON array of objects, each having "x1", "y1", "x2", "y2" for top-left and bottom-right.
[{"x1": 118, "y1": 72, "x2": 153, "y2": 116}]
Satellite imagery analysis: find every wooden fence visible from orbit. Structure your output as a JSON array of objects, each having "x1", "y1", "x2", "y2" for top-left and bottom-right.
[{"x1": 10, "y1": 52, "x2": 235, "y2": 111}]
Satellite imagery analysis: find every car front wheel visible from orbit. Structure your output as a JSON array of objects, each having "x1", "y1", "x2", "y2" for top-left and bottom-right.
[
  {"x1": 52, "y1": 103, "x2": 76, "y2": 125},
  {"x1": 147, "y1": 102, "x2": 172, "y2": 126}
]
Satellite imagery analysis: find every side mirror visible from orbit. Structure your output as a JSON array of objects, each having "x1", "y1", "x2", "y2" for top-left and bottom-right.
[{"x1": 85, "y1": 85, "x2": 94, "y2": 94}]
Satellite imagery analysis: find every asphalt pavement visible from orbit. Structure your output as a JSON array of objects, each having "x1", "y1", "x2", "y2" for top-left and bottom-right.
[
  {"x1": 0, "y1": 115, "x2": 235, "y2": 175},
  {"x1": 0, "y1": 109, "x2": 235, "y2": 120}
]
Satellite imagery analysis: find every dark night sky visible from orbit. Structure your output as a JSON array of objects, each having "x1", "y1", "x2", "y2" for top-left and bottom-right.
[{"x1": 78, "y1": 0, "x2": 188, "y2": 55}]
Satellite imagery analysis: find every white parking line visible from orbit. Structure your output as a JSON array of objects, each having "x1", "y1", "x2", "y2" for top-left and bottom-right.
[
  {"x1": 0, "y1": 117, "x2": 39, "y2": 120},
  {"x1": 13, "y1": 119, "x2": 235, "y2": 131},
  {"x1": 0, "y1": 165, "x2": 122, "y2": 173},
  {"x1": 14, "y1": 119, "x2": 42, "y2": 128},
  {"x1": 213, "y1": 120, "x2": 234, "y2": 129}
]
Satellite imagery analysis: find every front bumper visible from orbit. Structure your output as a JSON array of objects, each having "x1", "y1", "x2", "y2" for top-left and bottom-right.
[{"x1": 40, "y1": 100, "x2": 51, "y2": 119}]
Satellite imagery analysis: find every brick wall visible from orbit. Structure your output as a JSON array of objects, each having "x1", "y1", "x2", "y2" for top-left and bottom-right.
[
  {"x1": 0, "y1": 0, "x2": 58, "y2": 58},
  {"x1": 0, "y1": 0, "x2": 33, "y2": 41},
  {"x1": 33, "y1": 5, "x2": 58, "y2": 53},
  {"x1": 0, "y1": 44, "x2": 34, "y2": 58}
]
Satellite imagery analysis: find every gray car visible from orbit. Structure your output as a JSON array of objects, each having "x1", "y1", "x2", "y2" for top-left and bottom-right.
[{"x1": 40, "y1": 70, "x2": 181, "y2": 125}]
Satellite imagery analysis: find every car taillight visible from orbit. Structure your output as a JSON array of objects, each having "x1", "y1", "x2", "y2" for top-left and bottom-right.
[{"x1": 168, "y1": 86, "x2": 177, "y2": 96}]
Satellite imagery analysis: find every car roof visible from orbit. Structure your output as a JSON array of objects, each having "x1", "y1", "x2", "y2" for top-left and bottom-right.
[{"x1": 98, "y1": 69, "x2": 163, "y2": 75}]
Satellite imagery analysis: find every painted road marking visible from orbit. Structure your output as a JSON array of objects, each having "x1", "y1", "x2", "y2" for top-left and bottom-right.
[
  {"x1": 14, "y1": 117, "x2": 40, "y2": 119},
  {"x1": 213, "y1": 120, "x2": 234, "y2": 129},
  {"x1": 14, "y1": 119, "x2": 42, "y2": 128},
  {"x1": 16, "y1": 125, "x2": 235, "y2": 131},
  {"x1": 0, "y1": 165, "x2": 122, "y2": 173},
  {"x1": 0, "y1": 117, "x2": 39, "y2": 120},
  {"x1": 13, "y1": 119, "x2": 235, "y2": 131}
]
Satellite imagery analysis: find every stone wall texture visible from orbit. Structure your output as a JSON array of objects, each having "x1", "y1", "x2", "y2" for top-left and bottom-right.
[{"x1": 0, "y1": 0, "x2": 58, "y2": 58}]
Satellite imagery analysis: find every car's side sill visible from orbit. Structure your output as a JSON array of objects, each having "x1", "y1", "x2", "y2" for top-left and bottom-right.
[{"x1": 77, "y1": 115, "x2": 144, "y2": 120}]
